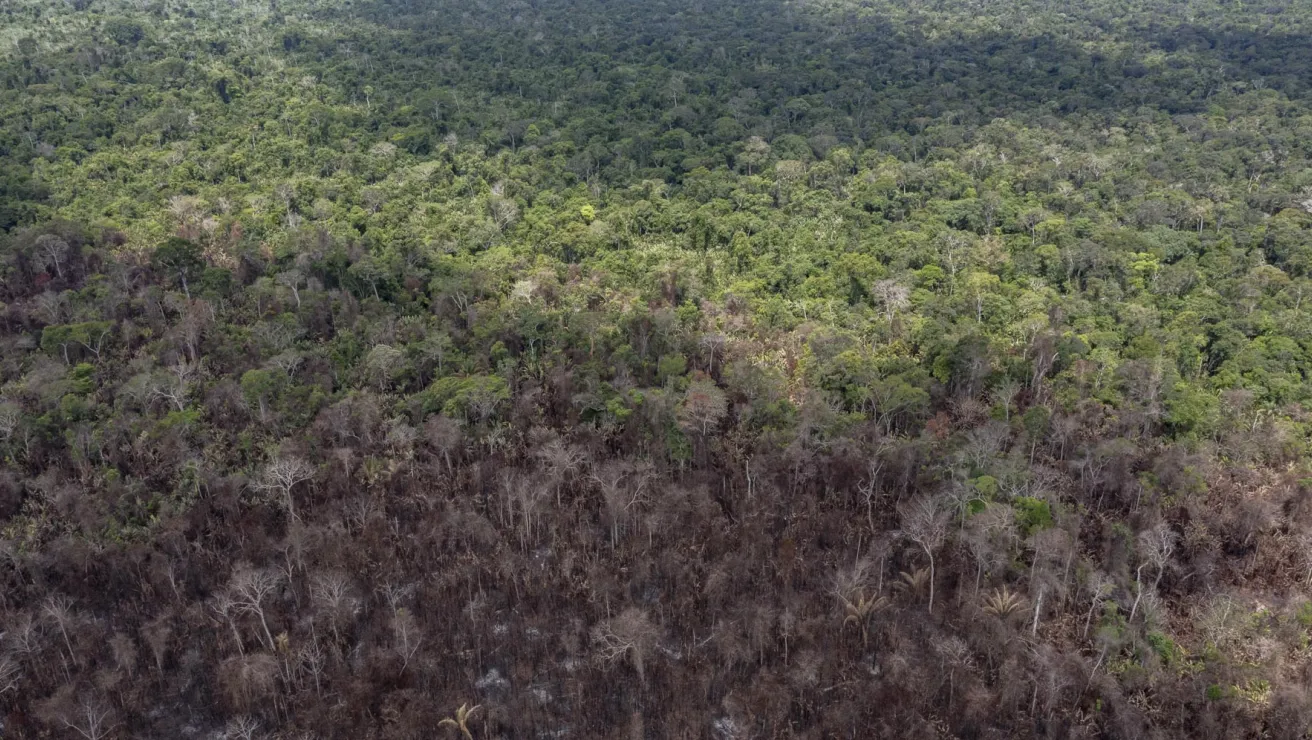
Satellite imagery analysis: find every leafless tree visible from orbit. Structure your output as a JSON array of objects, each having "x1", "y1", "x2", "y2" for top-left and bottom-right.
[
  {"x1": 955, "y1": 421, "x2": 1008, "y2": 472},
  {"x1": 227, "y1": 566, "x2": 281, "y2": 651},
  {"x1": 1130, "y1": 523, "x2": 1175, "y2": 623},
  {"x1": 109, "y1": 632, "x2": 138, "y2": 676},
  {"x1": 269, "y1": 350, "x2": 304, "y2": 377},
  {"x1": 592, "y1": 607, "x2": 659, "y2": 685},
  {"x1": 678, "y1": 379, "x2": 728, "y2": 437},
  {"x1": 1030, "y1": 644, "x2": 1074, "y2": 722},
  {"x1": 391, "y1": 607, "x2": 422, "y2": 675},
  {"x1": 856, "y1": 448, "x2": 889, "y2": 533},
  {"x1": 937, "y1": 230, "x2": 972, "y2": 279},
  {"x1": 175, "y1": 298, "x2": 211, "y2": 363},
  {"x1": 1081, "y1": 570, "x2": 1115, "y2": 639},
  {"x1": 500, "y1": 470, "x2": 548, "y2": 550},
  {"x1": 0, "y1": 655, "x2": 20, "y2": 695},
  {"x1": 592, "y1": 460, "x2": 654, "y2": 549},
  {"x1": 298, "y1": 637, "x2": 327, "y2": 696},
  {"x1": 254, "y1": 455, "x2": 314, "y2": 521},
  {"x1": 0, "y1": 401, "x2": 20, "y2": 443},
  {"x1": 900, "y1": 496, "x2": 950, "y2": 614},
  {"x1": 944, "y1": 481, "x2": 982, "y2": 531},
  {"x1": 699, "y1": 332, "x2": 726, "y2": 372},
  {"x1": 166, "y1": 194, "x2": 201, "y2": 224},
  {"x1": 42, "y1": 595, "x2": 80, "y2": 666},
  {"x1": 872, "y1": 279, "x2": 910, "y2": 322},
  {"x1": 937, "y1": 636, "x2": 974, "y2": 712},
  {"x1": 211, "y1": 593, "x2": 245, "y2": 656},
  {"x1": 991, "y1": 377, "x2": 1023, "y2": 423},
  {"x1": 490, "y1": 195, "x2": 520, "y2": 231},
  {"x1": 219, "y1": 653, "x2": 279, "y2": 712},
  {"x1": 220, "y1": 715, "x2": 263, "y2": 740},
  {"x1": 341, "y1": 492, "x2": 378, "y2": 534},
  {"x1": 864, "y1": 535, "x2": 894, "y2": 596},
  {"x1": 276, "y1": 269, "x2": 304, "y2": 309},
  {"x1": 33, "y1": 234, "x2": 70, "y2": 279},
  {"x1": 533, "y1": 432, "x2": 586, "y2": 505},
  {"x1": 150, "y1": 361, "x2": 197, "y2": 411},
  {"x1": 310, "y1": 570, "x2": 359, "y2": 648},
  {"x1": 59, "y1": 694, "x2": 117, "y2": 740},
  {"x1": 33, "y1": 296, "x2": 68, "y2": 337},
  {"x1": 8, "y1": 612, "x2": 44, "y2": 662},
  {"x1": 377, "y1": 580, "x2": 415, "y2": 612},
  {"x1": 1026, "y1": 527, "x2": 1074, "y2": 635},
  {"x1": 833, "y1": 557, "x2": 875, "y2": 603},
  {"x1": 252, "y1": 318, "x2": 303, "y2": 354},
  {"x1": 424, "y1": 415, "x2": 463, "y2": 471},
  {"x1": 141, "y1": 616, "x2": 172, "y2": 673},
  {"x1": 962, "y1": 503, "x2": 1016, "y2": 597}
]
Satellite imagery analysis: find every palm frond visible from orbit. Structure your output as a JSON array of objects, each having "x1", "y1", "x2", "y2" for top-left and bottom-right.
[{"x1": 982, "y1": 585, "x2": 1027, "y2": 618}]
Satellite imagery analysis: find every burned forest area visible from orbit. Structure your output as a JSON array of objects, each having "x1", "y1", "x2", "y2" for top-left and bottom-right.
[{"x1": 5, "y1": 0, "x2": 1312, "y2": 737}]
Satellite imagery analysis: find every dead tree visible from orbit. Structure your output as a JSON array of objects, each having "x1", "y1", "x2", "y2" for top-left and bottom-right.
[
  {"x1": 227, "y1": 566, "x2": 282, "y2": 651},
  {"x1": 592, "y1": 607, "x2": 659, "y2": 685},
  {"x1": 900, "y1": 496, "x2": 950, "y2": 614},
  {"x1": 254, "y1": 455, "x2": 314, "y2": 521}
]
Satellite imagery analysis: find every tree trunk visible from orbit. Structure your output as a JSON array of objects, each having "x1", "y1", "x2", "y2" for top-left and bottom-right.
[
  {"x1": 926, "y1": 550, "x2": 936, "y2": 615},
  {"x1": 256, "y1": 608, "x2": 276, "y2": 651}
]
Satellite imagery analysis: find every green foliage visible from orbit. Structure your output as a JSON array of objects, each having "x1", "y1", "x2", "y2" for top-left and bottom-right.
[
  {"x1": 3, "y1": 0, "x2": 1312, "y2": 734},
  {"x1": 200, "y1": 267, "x2": 235, "y2": 297},
  {"x1": 159, "y1": 407, "x2": 203, "y2": 430},
  {"x1": 1013, "y1": 496, "x2": 1053, "y2": 536},
  {"x1": 152, "y1": 237, "x2": 206, "y2": 295},
  {"x1": 1021, "y1": 406, "x2": 1050, "y2": 440},
  {"x1": 970, "y1": 475, "x2": 999, "y2": 498},
  {"x1": 1146, "y1": 631, "x2": 1185, "y2": 667},
  {"x1": 419, "y1": 375, "x2": 510, "y2": 422},
  {"x1": 656, "y1": 353, "x2": 688, "y2": 386},
  {"x1": 40, "y1": 322, "x2": 112, "y2": 363},
  {"x1": 103, "y1": 17, "x2": 146, "y2": 46},
  {"x1": 1165, "y1": 382, "x2": 1221, "y2": 438},
  {"x1": 67, "y1": 363, "x2": 96, "y2": 395},
  {"x1": 1232, "y1": 679, "x2": 1272, "y2": 705},
  {"x1": 240, "y1": 368, "x2": 286, "y2": 423},
  {"x1": 58, "y1": 392, "x2": 90, "y2": 423},
  {"x1": 1296, "y1": 601, "x2": 1312, "y2": 629}
]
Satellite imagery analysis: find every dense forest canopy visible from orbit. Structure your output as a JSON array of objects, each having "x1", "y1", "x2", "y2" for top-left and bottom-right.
[{"x1": 3, "y1": 0, "x2": 1312, "y2": 736}]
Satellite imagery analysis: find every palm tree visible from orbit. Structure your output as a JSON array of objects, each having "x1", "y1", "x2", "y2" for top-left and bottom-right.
[
  {"x1": 439, "y1": 702, "x2": 480, "y2": 740},
  {"x1": 893, "y1": 567, "x2": 932, "y2": 604},
  {"x1": 982, "y1": 585, "x2": 1027, "y2": 619},
  {"x1": 839, "y1": 591, "x2": 889, "y2": 647}
]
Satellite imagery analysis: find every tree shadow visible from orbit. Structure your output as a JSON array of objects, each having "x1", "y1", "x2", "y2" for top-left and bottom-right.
[{"x1": 291, "y1": 0, "x2": 1312, "y2": 146}]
